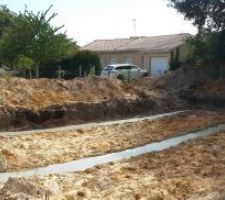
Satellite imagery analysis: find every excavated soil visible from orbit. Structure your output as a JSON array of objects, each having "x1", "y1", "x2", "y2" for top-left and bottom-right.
[
  {"x1": 1, "y1": 66, "x2": 225, "y2": 131},
  {"x1": 0, "y1": 77, "x2": 182, "y2": 131},
  {"x1": 0, "y1": 77, "x2": 142, "y2": 109},
  {"x1": 132, "y1": 66, "x2": 225, "y2": 108},
  {"x1": 1, "y1": 127, "x2": 225, "y2": 199},
  {"x1": 0, "y1": 110, "x2": 225, "y2": 172},
  {"x1": 1, "y1": 66, "x2": 225, "y2": 199}
]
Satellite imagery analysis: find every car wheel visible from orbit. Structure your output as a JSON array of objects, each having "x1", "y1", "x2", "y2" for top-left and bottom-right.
[{"x1": 117, "y1": 74, "x2": 125, "y2": 81}]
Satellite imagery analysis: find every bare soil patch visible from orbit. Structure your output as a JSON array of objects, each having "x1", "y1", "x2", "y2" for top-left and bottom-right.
[
  {"x1": 1, "y1": 126, "x2": 225, "y2": 199},
  {"x1": 0, "y1": 110, "x2": 224, "y2": 172}
]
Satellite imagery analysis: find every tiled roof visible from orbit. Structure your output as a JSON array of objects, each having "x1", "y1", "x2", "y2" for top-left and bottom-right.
[{"x1": 81, "y1": 33, "x2": 191, "y2": 52}]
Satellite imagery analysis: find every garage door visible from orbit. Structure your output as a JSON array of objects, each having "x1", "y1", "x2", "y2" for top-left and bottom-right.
[{"x1": 151, "y1": 57, "x2": 169, "y2": 77}]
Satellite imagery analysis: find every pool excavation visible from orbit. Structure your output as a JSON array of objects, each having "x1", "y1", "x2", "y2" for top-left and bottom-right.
[
  {"x1": 0, "y1": 110, "x2": 224, "y2": 173},
  {"x1": 0, "y1": 123, "x2": 225, "y2": 182},
  {"x1": 1, "y1": 67, "x2": 225, "y2": 199}
]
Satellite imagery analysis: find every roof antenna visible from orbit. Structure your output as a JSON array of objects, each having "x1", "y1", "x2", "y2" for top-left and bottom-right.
[{"x1": 132, "y1": 18, "x2": 137, "y2": 36}]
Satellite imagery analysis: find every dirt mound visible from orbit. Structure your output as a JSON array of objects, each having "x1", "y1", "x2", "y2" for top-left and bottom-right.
[
  {"x1": 0, "y1": 178, "x2": 52, "y2": 199},
  {"x1": 0, "y1": 74, "x2": 186, "y2": 132},
  {"x1": 133, "y1": 66, "x2": 212, "y2": 92},
  {"x1": 0, "y1": 77, "x2": 157, "y2": 131},
  {"x1": 132, "y1": 66, "x2": 225, "y2": 109},
  {"x1": 0, "y1": 77, "x2": 144, "y2": 111},
  {"x1": 154, "y1": 66, "x2": 212, "y2": 91},
  {"x1": 191, "y1": 78, "x2": 225, "y2": 97},
  {"x1": 0, "y1": 67, "x2": 224, "y2": 131},
  {"x1": 173, "y1": 70, "x2": 225, "y2": 108}
]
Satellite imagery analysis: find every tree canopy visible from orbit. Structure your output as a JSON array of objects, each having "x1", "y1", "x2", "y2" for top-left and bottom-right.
[
  {"x1": 186, "y1": 29, "x2": 225, "y2": 66},
  {"x1": 168, "y1": 0, "x2": 225, "y2": 31},
  {"x1": 168, "y1": 0, "x2": 225, "y2": 68},
  {"x1": 0, "y1": 5, "x2": 78, "y2": 77},
  {"x1": 0, "y1": 5, "x2": 15, "y2": 38}
]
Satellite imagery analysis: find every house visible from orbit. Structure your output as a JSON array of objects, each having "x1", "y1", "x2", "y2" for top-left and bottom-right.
[{"x1": 81, "y1": 33, "x2": 191, "y2": 76}]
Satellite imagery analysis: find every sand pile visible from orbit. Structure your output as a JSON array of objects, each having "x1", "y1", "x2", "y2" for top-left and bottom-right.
[
  {"x1": 151, "y1": 66, "x2": 212, "y2": 91},
  {"x1": 189, "y1": 78, "x2": 225, "y2": 97},
  {"x1": 0, "y1": 77, "x2": 144, "y2": 111},
  {"x1": 132, "y1": 66, "x2": 212, "y2": 92},
  {"x1": 1, "y1": 66, "x2": 222, "y2": 112},
  {"x1": 0, "y1": 66, "x2": 224, "y2": 131},
  {"x1": 133, "y1": 66, "x2": 225, "y2": 108},
  {"x1": 0, "y1": 77, "x2": 154, "y2": 131}
]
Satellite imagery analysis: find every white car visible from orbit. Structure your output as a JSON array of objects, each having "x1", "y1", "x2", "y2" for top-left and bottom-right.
[{"x1": 101, "y1": 64, "x2": 148, "y2": 80}]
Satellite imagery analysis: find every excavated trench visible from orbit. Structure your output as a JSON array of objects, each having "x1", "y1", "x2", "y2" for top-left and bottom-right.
[
  {"x1": 1, "y1": 93, "x2": 225, "y2": 132},
  {"x1": 0, "y1": 98, "x2": 161, "y2": 131},
  {"x1": 1, "y1": 110, "x2": 186, "y2": 136},
  {"x1": 1, "y1": 123, "x2": 225, "y2": 183}
]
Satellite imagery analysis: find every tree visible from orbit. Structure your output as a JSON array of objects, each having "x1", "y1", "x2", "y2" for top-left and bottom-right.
[
  {"x1": 61, "y1": 50, "x2": 101, "y2": 79},
  {"x1": 0, "y1": 5, "x2": 15, "y2": 38},
  {"x1": 168, "y1": 0, "x2": 225, "y2": 31},
  {"x1": 17, "y1": 55, "x2": 34, "y2": 78},
  {"x1": 186, "y1": 29, "x2": 225, "y2": 66},
  {"x1": 168, "y1": 0, "x2": 225, "y2": 68},
  {"x1": 0, "y1": 5, "x2": 77, "y2": 77}
]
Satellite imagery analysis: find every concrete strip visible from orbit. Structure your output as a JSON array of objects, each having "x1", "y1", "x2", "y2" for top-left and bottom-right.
[{"x1": 0, "y1": 123, "x2": 224, "y2": 183}]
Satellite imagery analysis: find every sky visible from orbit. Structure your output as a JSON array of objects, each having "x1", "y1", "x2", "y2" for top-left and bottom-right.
[{"x1": 1, "y1": 0, "x2": 197, "y2": 46}]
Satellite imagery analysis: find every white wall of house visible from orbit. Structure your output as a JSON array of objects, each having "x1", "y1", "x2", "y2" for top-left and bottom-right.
[
  {"x1": 98, "y1": 52, "x2": 170, "y2": 69},
  {"x1": 96, "y1": 48, "x2": 187, "y2": 77},
  {"x1": 97, "y1": 45, "x2": 187, "y2": 76}
]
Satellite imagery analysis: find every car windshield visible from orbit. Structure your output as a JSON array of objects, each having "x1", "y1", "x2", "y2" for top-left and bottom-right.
[{"x1": 116, "y1": 65, "x2": 137, "y2": 70}]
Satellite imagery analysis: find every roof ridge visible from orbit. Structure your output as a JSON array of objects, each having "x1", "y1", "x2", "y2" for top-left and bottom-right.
[
  {"x1": 81, "y1": 33, "x2": 192, "y2": 51},
  {"x1": 93, "y1": 38, "x2": 130, "y2": 42},
  {"x1": 144, "y1": 33, "x2": 190, "y2": 38},
  {"x1": 93, "y1": 33, "x2": 190, "y2": 41}
]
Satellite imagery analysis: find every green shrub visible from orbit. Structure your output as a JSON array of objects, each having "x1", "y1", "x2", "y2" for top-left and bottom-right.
[{"x1": 61, "y1": 50, "x2": 101, "y2": 79}]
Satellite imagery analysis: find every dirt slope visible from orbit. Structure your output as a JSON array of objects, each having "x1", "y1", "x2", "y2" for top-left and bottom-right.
[
  {"x1": 133, "y1": 66, "x2": 225, "y2": 108},
  {"x1": 0, "y1": 77, "x2": 143, "y2": 110},
  {"x1": 0, "y1": 66, "x2": 225, "y2": 131},
  {"x1": 0, "y1": 77, "x2": 157, "y2": 131},
  {"x1": 0, "y1": 76, "x2": 182, "y2": 131}
]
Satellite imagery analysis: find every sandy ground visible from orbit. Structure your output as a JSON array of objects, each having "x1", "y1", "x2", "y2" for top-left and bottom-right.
[
  {"x1": 0, "y1": 77, "x2": 142, "y2": 110},
  {"x1": 1, "y1": 127, "x2": 225, "y2": 199},
  {"x1": 0, "y1": 110, "x2": 225, "y2": 172}
]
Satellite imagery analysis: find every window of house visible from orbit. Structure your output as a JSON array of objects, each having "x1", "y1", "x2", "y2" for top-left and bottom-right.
[{"x1": 141, "y1": 55, "x2": 145, "y2": 67}]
